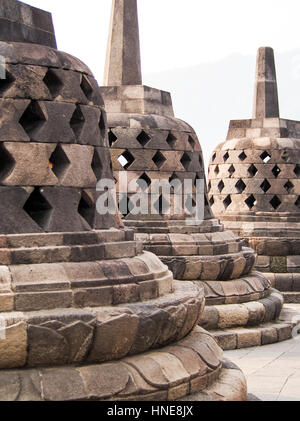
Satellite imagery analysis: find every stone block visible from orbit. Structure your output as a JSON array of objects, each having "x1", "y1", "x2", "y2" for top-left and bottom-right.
[{"x1": 0, "y1": 321, "x2": 27, "y2": 369}]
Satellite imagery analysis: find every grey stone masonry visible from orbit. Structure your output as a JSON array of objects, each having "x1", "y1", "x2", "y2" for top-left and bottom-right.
[
  {"x1": 0, "y1": 0, "x2": 56, "y2": 48},
  {"x1": 103, "y1": 0, "x2": 142, "y2": 86},
  {"x1": 253, "y1": 47, "x2": 279, "y2": 119}
]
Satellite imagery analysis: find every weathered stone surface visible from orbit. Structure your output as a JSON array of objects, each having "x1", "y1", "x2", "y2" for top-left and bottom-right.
[
  {"x1": 42, "y1": 368, "x2": 86, "y2": 401},
  {"x1": 0, "y1": 322, "x2": 27, "y2": 368},
  {"x1": 0, "y1": 369, "x2": 42, "y2": 401}
]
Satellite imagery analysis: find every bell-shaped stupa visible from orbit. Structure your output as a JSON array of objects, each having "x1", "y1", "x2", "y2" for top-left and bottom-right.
[
  {"x1": 208, "y1": 47, "x2": 300, "y2": 304},
  {"x1": 0, "y1": 0, "x2": 247, "y2": 401},
  {"x1": 100, "y1": 1, "x2": 293, "y2": 351}
]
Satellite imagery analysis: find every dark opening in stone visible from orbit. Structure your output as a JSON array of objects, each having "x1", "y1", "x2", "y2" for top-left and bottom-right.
[
  {"x1": 80, "y1": 75, "x2": 93, "y2": 101},
  {"x1": 228, "y1": 164, "x2": 235, "y2": 177},
  {"x1": 223, "y1": 195, "x2": 232, "y2": 209},
  {"x1": 0, "y1": 70, "x2": 15, "y2": 94},
  {"x1": 78, "y1": 191, "x2": 95, "y2": 227},
  {"x1": 235, "y1": 179, "x2": 246, "y2": 194},
  {"x1": 238, "y1": 151, "x2": 247, "y2": 161},
  {"x1": 272, "y1": 165, "x2": 281, "y2": 178},
  {"x1": 218, "y1": 180, "x2": 225, "y2": 192},
  {"x1": 270, "y1": 195, "x2": 281, "y2": 210},
  {"x1": 284, "y1": 180, "x2": 294, "y2": 193},
  {"x1": 70, "y1": 106, "x2": 85, "y2": 138},
  {"x1": 137, "y1": 172, "x2": 151, "y2": 190},
  {"x1": 166, "y1": 132, "x2": 177, "y2": 148},
  {"x1": 91, "y1": 149, "x2": 102, "y2": 180},
  {"x1": 0, "y1": 144, "x2": 15, "y2": 181},
  {"x1": 118, "y1": 150, "x2": 135, "y2": 170},
  {"x1": 136, "y1": 130, "x2": 151, "y2": 147},
  {"x1": 108, "y1": 130, "x2": 118, "y2": 147},
  {"x1": 223, "y1": 152, "x2": 229, "y2": 162},
  {"x1": 43, "y1": 69, "x2": 63, "y2": 98},
  {"x1": 209, "y1": 196, "x2": 215, "y2": 206},
  {"x1": 245, "y1": 194, "x2": 257, "y2": 209},
  {"x1": 212, "y1": 152, "x2": 216, "y2": 162},
  {"x1": 294, "y1": 164, "x2": 300, "y2": 178},
  {"x1": 248, "y1": 164, "x2": 258, "y2": 177},
  {"x1": 214, "y1": 165, "x2": 219, "y2": 175},
  {"x1": 295, "y1": 196, "x2": 300, "y2": 209},
  {"x1": 260, "y1": 179, "x2": 271, "y2": 193},
  {"x1": 180, "y1": 152, "x2": 191, "y2": 171},
  {"x1": 23, "y1": 188, "x2": 52, "y2": 229},
  {"x1": 49, "y1": 145, "x2": 70, "y2": 180},
  {"x1": 260, "y1": 151, "x2": 271, "y2": 163},
  {"x1": 99, "y1": 112, "x2": 106, "y2": 139},
  {"x1": 19, "y1": 101, "x2": 46, "y2": 137},
  {"x1": 153, "y1": 151, "x2": 166, "y2": 169}
]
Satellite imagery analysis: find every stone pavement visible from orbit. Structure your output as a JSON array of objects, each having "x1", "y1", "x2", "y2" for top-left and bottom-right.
[{"x1": 225, "y1": 304, "x2": 300, "y2": 401}]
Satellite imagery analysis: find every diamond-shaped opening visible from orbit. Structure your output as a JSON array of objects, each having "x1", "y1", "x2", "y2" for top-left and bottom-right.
[
  {"x1": 212, "y1": 152, "x2": 216, "y2": 162},
  {"x1": 214, "y1": 165, "x2": 219, "y2": 175},
  {"x1": 78, "y1": 191, "x2": 95, "y2": 228},
  {"x1": 98, "y1": 112, "x2": 106, "y2": 139},
  {"x1": 0, "y1": 70, "x2": 15, "y2": 94},
  {"x1": 108, "y1": 130, "x2": 117, "y2": 147},
  {"x1": 180, "y1": 152, "x2": 192, "y2": 171},
  {"x1": 281, "y1": 150, "x2": 289, "y2": 162},
  {"x1": 260, "y1": 151, "x2": 271, "y2": 163},
  {"x1": 270, "y1": 195, "x2": 281, "y2": 210},
  {"x1": 80, "y1": 74, "x2": 93, "y2": 101},
  {"x1": 119, "y1": 196, "x2": 132, "y2": 217},
  {"x1": 228, "y1": 164, "x2": 235, "y2": 177},
  {"x1": 294, "y1": 164, "x2": 300, "y2": 178},
  {"x1": 260, "y1": 179, "x2": 271, "y2": 193},
  {"x1": 223, "y1": 195, "x2": 232, "y2": 209},
  {"x1": 137, "y1": 130, "x2": 151, "y2": 147},
  {"x1": 272, "y1": 165, "x2": 281, "y2": 178},
  {"x1": 154, "y1": 194, "x2": 170, "y2": 215},
  {"x1": 0, "y1": 143, "x2": 15, "y2": 182},
  {"x1": 238, "y1": 151, "x2": 247, "y2": 161},
  {"x1": 284, "y1": 180, "x2": 294, "y2": 193},
  {"x1": 235, "y1": 179, "x2": 246, "y2": 194},
  {"x1": 245, "y1": 194, "x2": 257, "y2": 210},
  {"x1": 295, "y1": 196, "x2": 300, "y2": 209},
  {"x1": 70, "y1": 106, "x2": 85, "y2": 138},
  {"x1": 209, "y1": 196, "x2": 215, "y2": 206},
  {"x1": 118, "y1": 150, "x2": 135, "y2": 170},
  {"x1": 23, "y1": 187, "x2": 52, "y2": 229},
  {"x1": 248, "y1": 164, "x2": 258, "y2": 177},
  {"x1": 91, "y1": 149, "x2": 102, "y2": 180},
  {"x1": 19, "y1": 100, "x2": 46, "y2": 136},
  {"x1": 137, "y1": 172, "x2": 151, "y2": 190},
  {"x1": 49, "y1": 145, "x2": 70, "y2": 179},
  {"x1": 223, "y1": 152, "x2": 229, "y2": 162},
  {"x1": 207, "y1": 181, "x2": 211, "y2": 192},
  {"x1": 153, "y1": 151, "x2": 166, "y2": 169},
  {"x1": 166, "y1": 132, "x2": 177, "y2": 148},
  {"x1": 188, "y1": 135, "x2": 195, "y2": 149},
  {"x1": 43, "y1": 69, "x2": 63, "y2": 98},
  {"x1": 218, "y1": 180, "x2": 225, "y2": 192}
]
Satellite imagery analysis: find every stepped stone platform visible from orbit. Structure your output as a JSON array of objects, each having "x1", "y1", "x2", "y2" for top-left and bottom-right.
[
  {"x1": 208, "y1": 47, "x2": 300, "y2": 303},
  {"x1": 0, "y1": 0, "x2": 246, "y2": 401}
]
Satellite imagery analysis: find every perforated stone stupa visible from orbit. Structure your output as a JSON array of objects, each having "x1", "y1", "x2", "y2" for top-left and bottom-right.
[
  {"x1": 208, "y1": 47, "x2": 300, "y2": 304},
  {"x1": 0, "y1": 0, "x2": 247, "y2": 401},
  {"x1": 100, "y1": 1, "x2": 292, "y2": 350}
]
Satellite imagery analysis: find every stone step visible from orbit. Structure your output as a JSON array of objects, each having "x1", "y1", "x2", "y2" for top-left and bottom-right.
[
  {"x1": 210, "y1": 304, "x2": 300, "y2": 350},
  {"x1": 283, "y1": 292, "x2": 300, "y2": 304}
]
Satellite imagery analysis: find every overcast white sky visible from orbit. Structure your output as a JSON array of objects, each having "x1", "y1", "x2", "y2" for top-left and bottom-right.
[
  {"x1": 24, "y1": 0, "x2": 300, "y2": 167},
  {"x1": 26, "y1": 0, "x2": 300, "y2": 82}
]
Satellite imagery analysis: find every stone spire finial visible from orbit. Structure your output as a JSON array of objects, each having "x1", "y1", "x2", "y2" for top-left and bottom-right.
[
  {"x1": 103, "y1": 0, "x2": 142, "y2": 86},
  {"x1": 253, "y1": 47, "x2": 280, "y2": 119}
]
